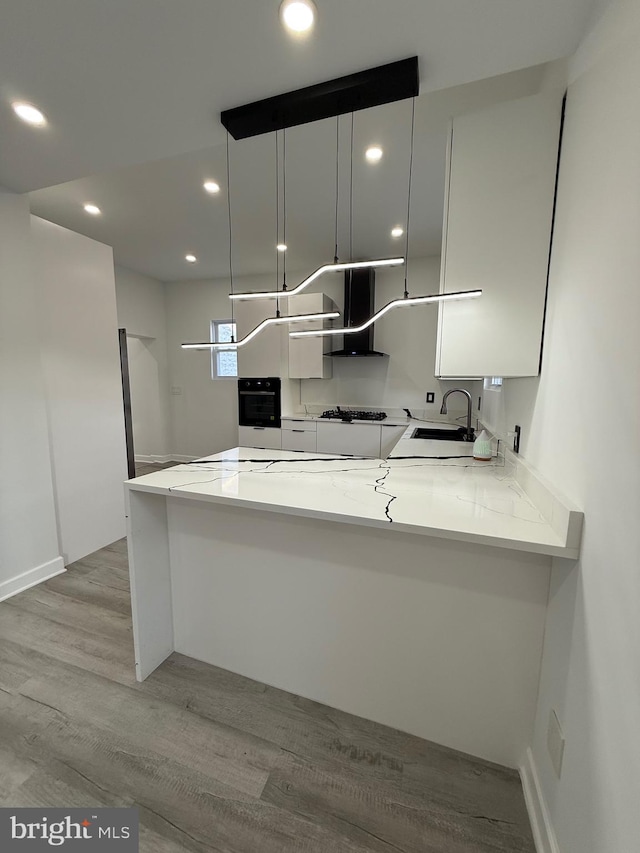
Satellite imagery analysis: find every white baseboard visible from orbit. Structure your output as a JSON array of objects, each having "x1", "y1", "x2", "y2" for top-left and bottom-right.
[
  {"x1": 0, "y1": 556, "x2": 66, "y2": 603},
  {"x1": 134, "y1": 454, "x2": 177, "y2": 464},
  {"x1": 520, "y1": 747, "x2": 560, "y2": 853}
]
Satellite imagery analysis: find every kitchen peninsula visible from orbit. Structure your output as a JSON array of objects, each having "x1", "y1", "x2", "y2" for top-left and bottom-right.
[{"x1": 125, "y1": 423, "x2": 581, "y2": 767}]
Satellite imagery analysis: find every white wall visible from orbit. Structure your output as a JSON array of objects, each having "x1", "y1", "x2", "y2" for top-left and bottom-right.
[
  {"x1": 492, "y1": 2, "x2": 640, "y2": 850},
  {"x1": 0, "y1": 192, "x2": 63, "y2": 599},
  {"x1": 31, "y1": 217, "x2": 128, "y2": 564},
  {"x1": 114, "y1": 266, "x2": 172, "y2": 460},
  {"x1": 301, "y1": 257, "x2": 481, "y2": 414},
  {"x1": 165, "y1": 276, "x2": 243, "y2": 458}
]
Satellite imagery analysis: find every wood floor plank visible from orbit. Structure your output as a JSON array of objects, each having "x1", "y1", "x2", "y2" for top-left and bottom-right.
[
  {"x1": 0, "y1": 693, "x2": 378, "y2": 853},
  {"x1": 262, "y1": 752, "x2": 533, "y2": 853},
  {"x1": 0, "y1": 540, "x2": 536, "y2": 852},
  {"x1": 140, "y1": 655, "x2": 529, "y2": 830},
  {"x1": 0, "y1": 606, "x2": 137, "y2": 685},
  {"x1": 3, "y1": 584, "x2": 131, "y2": 642}
]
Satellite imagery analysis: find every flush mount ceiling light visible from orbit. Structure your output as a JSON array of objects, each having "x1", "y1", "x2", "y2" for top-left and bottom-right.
[
  {"x1": 185, "y1": 254, "x2": 197, "y2": 263},
  {"x1": 391, "y1": 226, "x2": 404, "y2": 238},
  {"x1": 12, "y1": 101, "x2": 47, "y2": 126},
  {"x1": 290, "y1": 290, "x2": 482, "y2": 339},
  {"x1": 229, "y1": 257, "x2": 404, "y2": 301},
  {"x1": 365, "y1": 145, "x2": 383, "y2": 163},
  {"x1": 203, "y1": 180, "x2": 220, "y2": 194},
  {"x1": 182, "y1": 310, "x2": 339, "y2": 350},
  {"x1": 83, "y1": 203, "x2": 101, "y2": 215},
  {"x1": 279, "y1": 0, "x2": 316, "y2": 34}
]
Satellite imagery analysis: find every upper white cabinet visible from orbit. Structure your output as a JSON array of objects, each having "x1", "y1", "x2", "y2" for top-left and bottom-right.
[
  {"x1": 435, "y1": 93, "x2": 562, "y2": 378},
  {"x1": 235, "y1": 297, "x2": 286, "y2": 378},
  {"x1": 288, "y1": 293, "x2": 337, "y2": 379}
]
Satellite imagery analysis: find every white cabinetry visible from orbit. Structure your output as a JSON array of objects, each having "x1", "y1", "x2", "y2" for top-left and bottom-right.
[
  {"x1": 235, "y1": 298, "x2": 284, "y2": 378},
  {"x1": 288, "y1": 293, "x2": 336, "y2": 379},
  {"x1": 380, "y1": 424, "x2": 406, "y2": 457},
  {"x1": 281, "y1": 418, "x2": 317, "y2": 453},
  {"x1": 436, "y1": 93, "x2": 562, "y2": 378},
  {"x1": 238, "y1": 426, "x2": 282, "y2": 450},
  {"x1": 316, "y1": 421, "x2": 382, "y2": 457}
]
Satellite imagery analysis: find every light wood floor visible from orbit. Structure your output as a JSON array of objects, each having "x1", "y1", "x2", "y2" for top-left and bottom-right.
[{"x1": 0, "y1": 465, "x2": 535, "y2": 852}]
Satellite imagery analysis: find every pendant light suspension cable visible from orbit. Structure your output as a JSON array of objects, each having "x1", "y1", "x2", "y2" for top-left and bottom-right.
[
  {"x1": 334, "y1": 115, "x2": 340, "y2": 263},
  {"x1": 226, "y1": 130, "x2": 235, "y2": 338},
  {"x1": 282, "y1": 128, "x2": 287, "y2": 292},
  {"x1": 349, "y1": 111, "x2": 354, "y2": 263},
  {"x1": 404, "y1": 97, "x2": 415, "y2": 299},
  {"x1": 275, "y1": 130, "x2": 280, "y2": 318}
]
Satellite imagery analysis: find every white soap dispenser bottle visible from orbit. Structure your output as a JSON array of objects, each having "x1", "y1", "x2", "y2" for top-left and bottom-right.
[{"x1": 473, "y1": 429, "x2": 492, "y2": 461}]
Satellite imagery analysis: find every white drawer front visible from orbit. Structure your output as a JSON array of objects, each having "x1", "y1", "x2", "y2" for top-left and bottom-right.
[
  {"x1": 281, "y1": 418, "x2": 317, "y2": 432},
  {"x1": 316, "y1": 422, "x2": 381, "y2": 458},
  {"x1": 281, "y1": 429, "x2": 317, "y2": 453},
  {"x1": 238, "y1": 426, "x2": 282, "y2": 450}
]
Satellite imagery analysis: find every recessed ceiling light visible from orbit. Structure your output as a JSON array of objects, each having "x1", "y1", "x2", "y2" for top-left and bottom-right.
[
  {"x1": 280, "y1": 0, "x2": 316, "y2": 34},
  {"x1": 391, "y1": 226, "x2": 404, "y2": 238},
  {"x1": 12, "y1": 101, "x2": 47, "y2": 126},
  {"x1": 185, "y1": 254, "x2": 197, "y2": 263},
  {"x1": 203, "y1": 181, "x2": 220, "y2": 194},
  {"x1": 83, "y1": 204, "x2": 101, "y2": 215},
  {"x1": 276, "y1": 243, "x2": 287, "y2": 252},
  {"x1": 365, "y1": 146, "x2": 383, "y2": 163}
]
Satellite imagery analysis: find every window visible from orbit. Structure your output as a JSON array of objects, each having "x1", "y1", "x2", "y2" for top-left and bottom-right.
[{"x1": 210, "y1": 320, "x2": 238, "y2": 379}]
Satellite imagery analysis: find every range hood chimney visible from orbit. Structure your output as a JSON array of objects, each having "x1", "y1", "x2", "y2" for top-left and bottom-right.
[{"x1": 329, "y1": 268, "x2": 388, "y2": 357}]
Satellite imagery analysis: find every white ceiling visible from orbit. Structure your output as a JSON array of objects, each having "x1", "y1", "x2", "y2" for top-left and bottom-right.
[{"x1": 1, "y1": 0, "x2": 597, "y2": 281}]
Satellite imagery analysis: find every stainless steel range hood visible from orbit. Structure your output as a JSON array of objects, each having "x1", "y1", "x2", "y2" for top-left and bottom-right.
[{"x1": 328, "y1": 268, "x2": 388, "y2": 357}]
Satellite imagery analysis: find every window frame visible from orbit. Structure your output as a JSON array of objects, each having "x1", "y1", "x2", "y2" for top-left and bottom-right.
[{"x1": 210, "y1": 319, "x2": 238, "y2": 380}]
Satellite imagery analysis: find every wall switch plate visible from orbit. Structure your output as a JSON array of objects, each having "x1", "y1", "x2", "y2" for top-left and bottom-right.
[
  {"x1": 547, "y1": 709, "x2": 565, "y2": 778},
  {"x1": 426, "y1": 392, "x2": 435, "y2": 403},
  {"x1": 170, "y1": 386, "x2": 182, "y2": 395}
]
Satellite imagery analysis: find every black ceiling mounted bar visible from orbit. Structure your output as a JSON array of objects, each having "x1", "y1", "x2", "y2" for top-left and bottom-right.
[{"x1": 220, "y1": 57, "x2": 419, "y2": 140}]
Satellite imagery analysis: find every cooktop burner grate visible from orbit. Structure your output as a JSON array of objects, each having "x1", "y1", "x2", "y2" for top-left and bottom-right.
[{"x1": 320, "y1": 409, "x2": 387, "y2": 421}]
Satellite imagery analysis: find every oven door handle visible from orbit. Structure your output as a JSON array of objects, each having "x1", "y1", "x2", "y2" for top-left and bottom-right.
[{"x1": 239, "y1": 390, "x2": 276, "y2": 396}]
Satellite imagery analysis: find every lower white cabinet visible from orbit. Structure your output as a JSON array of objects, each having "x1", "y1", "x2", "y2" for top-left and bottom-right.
[
  {"x1": 380, "y1": 424, "x2": 407, "y2": 457},
  {"x1": 281, "y1": 429, "x2": 317, "y2": 452},
  {"x1": 238, "y1": 426, "x2": 282, "y2": 450},
  {"x1": 316, "y1": 421, "x2": 382, "y2": 458},
  {"x1": 281, "y1": 418, "x2": 317, "y2": 453}
]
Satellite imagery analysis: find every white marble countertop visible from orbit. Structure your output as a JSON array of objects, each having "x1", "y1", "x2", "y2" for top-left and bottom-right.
[{"x1": 127, "y1": 422, "x2": 579, "y2": 557}]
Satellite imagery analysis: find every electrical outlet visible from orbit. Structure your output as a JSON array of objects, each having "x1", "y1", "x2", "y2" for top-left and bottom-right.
[
  {"x1": 170, "y1": 386, "x2": 182, "y2": 396},
  {"x1": 426, "y1": 392, "x2": 435, "y2": 403},
  {"x1": 547, "y1": 709, "x2": 565, "y2": 778}
]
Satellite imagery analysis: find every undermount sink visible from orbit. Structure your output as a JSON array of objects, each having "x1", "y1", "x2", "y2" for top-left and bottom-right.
[{"x1": 411, "y1": 427, "x2": 475, "y2": 442}]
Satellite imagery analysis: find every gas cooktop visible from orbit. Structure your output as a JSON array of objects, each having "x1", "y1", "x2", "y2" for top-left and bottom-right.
[{"x1": 320, "y1": 409, "x2": 387, "y2": 421}]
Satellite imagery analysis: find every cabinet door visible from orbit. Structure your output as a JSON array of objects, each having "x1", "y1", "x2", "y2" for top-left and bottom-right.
[
  {"x1": 316, "y1": 422, "x2": 381, "y2": 457},
  {"x1": 238, "y1": 426, "x2": 282, "y2": 450},
  {"x1": 436, "y1": 93, "x2": 562, "y2": 378},
  {"x1": 281, "y1": 429, "x2": 317, "y2": 453},
  {"x1": 235, "y1": 298, "x2": 286, "y2": 378},
  {"x1": 288, "y1": 293, "x2": 335, "y2": 379}
]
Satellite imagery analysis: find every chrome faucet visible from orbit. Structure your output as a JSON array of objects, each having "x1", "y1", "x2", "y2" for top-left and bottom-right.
[{"x1": 440, "y1": 389, "x2": 474, "y2": 441}]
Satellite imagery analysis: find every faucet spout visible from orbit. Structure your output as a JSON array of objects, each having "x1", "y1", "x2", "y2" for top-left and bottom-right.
[{"x1": 440, "y1": 389, "x2": 474, "y2": 441}]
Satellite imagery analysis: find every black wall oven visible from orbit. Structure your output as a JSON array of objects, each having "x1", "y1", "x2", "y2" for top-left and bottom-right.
[{"x1": 238, "y1": 378, "x2": 281, "y2": 428}]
